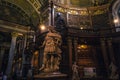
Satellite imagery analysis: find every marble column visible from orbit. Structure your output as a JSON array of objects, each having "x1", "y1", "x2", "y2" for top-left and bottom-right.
[
  {"x1": 6, "y1": 32, "x2": 19, "y2": 76},
  {"x1": 100, "y1": 38, "x2": 109, "y2": 75},
  {"x1": 67, "y1": 37, "x2": 73, "y2": 73},
  {"x1": 107, "y1": 38, "x2": 116, "y2": 64},
  {"x1": 0, "y1": 47, "x2": 5, "y2": 71},
  {"x1": 73, "y1": 38, "x2": 78, "y2": 62}
]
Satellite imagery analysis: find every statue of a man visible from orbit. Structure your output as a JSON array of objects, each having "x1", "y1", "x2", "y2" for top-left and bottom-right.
[{"x1": 40, "y1": 26, "x2": 62, "y2": 72}]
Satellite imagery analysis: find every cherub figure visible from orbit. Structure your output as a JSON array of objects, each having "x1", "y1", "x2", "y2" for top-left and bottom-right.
[{"x1": 72, "y1": 62, "x2": 80, "y2": 80}]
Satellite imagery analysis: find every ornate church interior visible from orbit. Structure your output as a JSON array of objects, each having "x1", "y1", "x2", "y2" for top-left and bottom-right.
[{"x1": 0, "y1": 0, "x2": 120, "y2": 80}]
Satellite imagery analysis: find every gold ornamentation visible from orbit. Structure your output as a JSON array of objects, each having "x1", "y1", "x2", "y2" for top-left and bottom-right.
[
  {"x1": 11, "y1": 32, "x2": 19, "y2": 37},
  {"x1": 55, "y1": 3, "x2": 109, "y2": 15}
]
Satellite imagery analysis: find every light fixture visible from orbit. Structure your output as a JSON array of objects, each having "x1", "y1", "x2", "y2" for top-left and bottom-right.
[
  {"x1": 114, "y1": 19, "x2": 119, "y2": 23},
  {"x1": 80, "y1": 27, "x2": 83, "y2": 29},
  {"x1": 39, "y1": 24, "x2": 46, "y2": 31},
  {"x1": 34, "y1": 51, "x2": 39, "y2": 55},
  {"x1": 77, "y1": 45, "x2": 88, "y2": 49},
  {"x1": 54, "y1": 5, "x2": 56, "y2": 8}
]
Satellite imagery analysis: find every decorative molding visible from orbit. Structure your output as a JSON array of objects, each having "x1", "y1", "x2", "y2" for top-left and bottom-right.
[
  {"x1": 11, "y1": 32, "x2": 20, "y2": 37},
  {"x1": 54, "y1": 3, "x2": 109, "y2": 15},
  {"x1": 0, "y1": 20, "x2": 31, "y2": 34}
]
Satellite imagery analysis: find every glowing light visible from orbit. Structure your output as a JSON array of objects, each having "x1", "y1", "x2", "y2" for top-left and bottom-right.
[
  {"x1": 80, "y1": 27, "x2": 83, "y2": 29},
  {"x1": 114, "y1": 19, "x2": 119, "y2": 23},
  {"x1": 78, "y1": 45, "x2": 88, "y2": 49},
  {"x1": 54, "y1": 5, "x2": 56, "y2": 8},
  {"x1": 40, "y1": 24, "x2": 46, "y2": 31},
  {"x1": 34, "y1": 51, "x2": 39, "y2": 55}
]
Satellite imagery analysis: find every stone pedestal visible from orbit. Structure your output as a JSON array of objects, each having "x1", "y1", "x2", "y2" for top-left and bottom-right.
[{"x1": 34, "y1": 72, "x2": 67, "y2": 80}]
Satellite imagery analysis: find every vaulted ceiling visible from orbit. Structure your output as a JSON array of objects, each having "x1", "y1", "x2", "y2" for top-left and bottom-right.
[
  {"x1": 0, "y1": 0, "x2": 48, "y2": 30},
  {"x1": 0, "y1": 0, "x2": 117, "y2": 30}
]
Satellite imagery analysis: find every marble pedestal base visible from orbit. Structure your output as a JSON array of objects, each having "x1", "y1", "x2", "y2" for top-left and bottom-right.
[{"x1": 34, "y1": 72, "x2": 67, "y2": 80}]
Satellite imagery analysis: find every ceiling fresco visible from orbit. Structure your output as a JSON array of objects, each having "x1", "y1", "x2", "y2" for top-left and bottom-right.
[
  {"x1": 0, "y1": 0, "x2": 41, "y2": 29},
  {"x1": 0, "y1": 0, "x2": 49, "y2": 30},
  {"x1": 0, "y1": 5, "x2": 30, "y2": 26}
]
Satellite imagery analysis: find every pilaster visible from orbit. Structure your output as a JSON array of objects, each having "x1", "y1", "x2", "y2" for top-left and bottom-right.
[
  {"x1": 100, "y1": 38, "x2": 109, "y2": 76},
  {"x1": 107, "y1": 38, "x2": 116, "y2": 64},
  {"x1": 0, "y1": 46, "x2": 5, "y2": 71},
  {"x1": 67, "y1": 37, "x2": 73, "y2": 73},
  {"x1": 73, "y1": 38, "x2": 78, "y2": 62}
]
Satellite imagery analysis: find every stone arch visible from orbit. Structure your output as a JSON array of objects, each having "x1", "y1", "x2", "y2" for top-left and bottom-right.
[
  {"x1": 0, "y1": 1, "x2": 29, "y2": 19},
  {"x1": 0, "y1": 0, "x2": 40, "y2": 28},
  {"x1": 0, "y1": 1, "x2": 30, "y2": 25}
]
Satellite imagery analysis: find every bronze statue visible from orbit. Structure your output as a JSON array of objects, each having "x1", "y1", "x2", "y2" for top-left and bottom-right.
[{"x1": 40, "y1": 26, "x2": 62, "y2": 72}]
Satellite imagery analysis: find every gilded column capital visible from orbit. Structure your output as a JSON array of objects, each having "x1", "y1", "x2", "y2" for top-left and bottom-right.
[{"x1": 11, "y1": 32, "x2": 20, "y2": 37}]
